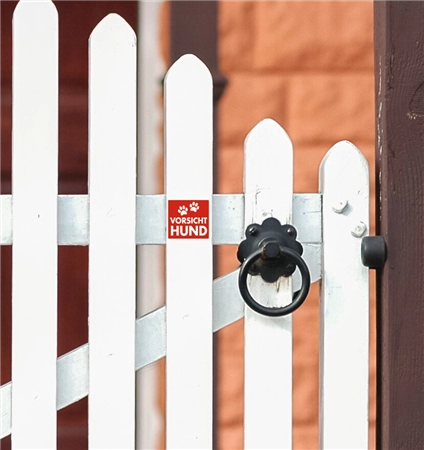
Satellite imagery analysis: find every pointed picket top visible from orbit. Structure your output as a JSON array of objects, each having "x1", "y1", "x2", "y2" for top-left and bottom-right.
[
  {"x1": 88, "y1": 8, "x2": 136, "y2": 449},
  {"x1": 245, "y1": 118, "x2": 292, "y2": 152},
  {"x1": 165, "y1": 51, "x2": 213, "y2": 448},
  {"x1": 90, "y1": 13, "x2": 136, "y2": 45},
  {"x1": 244, "y1": 118, "x2": 293, "y2": 224},
  {"x1": 319, "y1": 139, "x2": 369, "y2": 449},
  {"x1": 14, "y1": 0, "x2": 57, "y2": 15},
  {"x1": 164, "y1": 53, "x2": 212, "y2": 199},
  {"x1": 14, "y1": 0, "x2": 58, "y2": 22},
  {"x1": 15, "y1": 0, "x2": 56, "y2": 5},
  {"x1": 244, "y1": 118, "x2": 293, "y2": 179},
  {"x1": 243, "y1": 117, "x2": 294, "y2": 449},
  {"x1": 165, "y1": 53, "x2": 213, "y2": 89},
  {"x1": 12, "y1": 0, "x2": 58, "y2": 446},
  {"x1": 320, "y1": 140, "x2": 369, "y2": 189}
]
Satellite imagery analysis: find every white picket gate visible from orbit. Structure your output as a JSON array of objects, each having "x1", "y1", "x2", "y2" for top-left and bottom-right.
[{"x1": 0, "y1": 2, "x2": 370, "y2": 449}]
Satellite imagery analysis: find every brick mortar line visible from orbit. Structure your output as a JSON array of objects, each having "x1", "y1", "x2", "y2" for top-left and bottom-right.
[{"x1": 218, "y1": 68, "x2": 374, "y2": 76}]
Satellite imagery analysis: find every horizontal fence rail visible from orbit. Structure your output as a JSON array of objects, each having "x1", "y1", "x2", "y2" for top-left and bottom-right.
[{"x1": 1, "y1": 194, "x2": 322, "y2": 246}]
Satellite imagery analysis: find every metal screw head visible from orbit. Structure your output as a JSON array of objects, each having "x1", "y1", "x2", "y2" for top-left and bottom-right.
[
  {"x1": 286, "y1": 227, "x2": 295, "y2": 236},
  {"x1": 247, "y1": 225, "x2": 257, "y2": 236},
  {"x1": 332, "y1": 199, "x2": 348, "y2": 214},
  {"x1": 351, "y1": 221, "x2": 367, "y2": 238}
]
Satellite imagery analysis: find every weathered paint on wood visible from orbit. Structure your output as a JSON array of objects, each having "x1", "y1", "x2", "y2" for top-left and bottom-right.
[
  {"x1": 374, "y1": 2, "x2": 424, "y2": 448},
  {"x1": 243, "y1": 119, "x2": 293, "y2": 449},
  {"x1": 11, "y1": 1, "x2": 58, "y2": 448},
  {"x1": 88, "y1": 14, "x2": 136, "y2": 449}
]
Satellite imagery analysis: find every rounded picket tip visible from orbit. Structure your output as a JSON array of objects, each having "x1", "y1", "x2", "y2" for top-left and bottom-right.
[
  {"x1": 165, "y1": 54, "x2": 212, "y2": 87},
  {"x1": 319, "y1": 140, "x2": 369, "y2": 181},
  {"x1": 18, "y1": 0, "x2": 49, "y2": 2},
  {"x1": 245, "y1": 118, "x2": 293, "y2": 155},
  {"x1": 15, "y1": 0, "x2": 56, "y2": 4},
  {"x1": 14, "y1": 0, "x2": 58, "y2": 22},
  {"x1": 246, "y1": 118, "x2": 291, "y2": 141},
  {"x1": 90, "y1": 13, "x2": 136, "y2": 43}
]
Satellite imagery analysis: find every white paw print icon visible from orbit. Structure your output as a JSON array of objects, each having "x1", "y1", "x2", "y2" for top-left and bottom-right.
[
  {"x1": 178, "y1": 205, "x2": 188, "y2": 216},
  {"x1": 189, "y1": 202, "x2": 200, "y2": 212}
]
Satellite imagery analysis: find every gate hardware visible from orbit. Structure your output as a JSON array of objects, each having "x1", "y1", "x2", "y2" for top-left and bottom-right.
[
  {"x1": 237, "y1": 217, "x2": 311, "y2": 317},
  {"x1": 361, "y1": 236, "x2": 386, "y2": 269}
]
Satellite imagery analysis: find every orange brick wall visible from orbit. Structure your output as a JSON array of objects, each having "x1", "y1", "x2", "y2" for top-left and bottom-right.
[{"x1": 161, "y1": 2, "x2": 376, "y2": 449}]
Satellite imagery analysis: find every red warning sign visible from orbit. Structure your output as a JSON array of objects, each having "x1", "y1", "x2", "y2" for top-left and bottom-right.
[{"x1": 168, "y1": 200, "x2": 209, "y2": 239}]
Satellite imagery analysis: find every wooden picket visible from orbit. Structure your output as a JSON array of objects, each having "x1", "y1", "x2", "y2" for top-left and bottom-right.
[
  {"x1": 244, "y1": 120, "x2": 293, "y2": 449},
  {"x1": 165, "y1": 54, "x2": 214, "y2": 449},
  {"x1": 88, "y1": 14, "x2": 137, "y2": 449},
  {"x1": 0, "y1": 2, "x2": 371, "y2": 449},
  {"x1": 11, "y1": 1, "x2": 58, "y2": 448},
  {"x1": 319, "y1": 142, "x2": 369, "y2": 449}
]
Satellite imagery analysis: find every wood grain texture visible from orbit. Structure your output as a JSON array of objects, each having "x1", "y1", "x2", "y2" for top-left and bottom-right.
[{"x1": 374, "y1": 2, "x2": 424, "y2": 448}]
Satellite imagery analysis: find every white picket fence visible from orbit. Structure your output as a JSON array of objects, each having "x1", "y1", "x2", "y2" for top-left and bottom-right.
[{"x1": 0, "y1": 1, "x2": 370, "y2": 449}]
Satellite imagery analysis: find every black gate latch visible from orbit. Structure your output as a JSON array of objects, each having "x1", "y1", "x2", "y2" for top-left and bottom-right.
[{"x1": 237, "y1": 217, "x2": 311, "y2": 317}]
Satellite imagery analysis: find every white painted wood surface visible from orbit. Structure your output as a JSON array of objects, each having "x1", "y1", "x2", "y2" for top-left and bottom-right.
[
  {"x1": 165, "y1": 55, "x2": 213, "y2": 449},
  {"x1": 0, "y1": 195, "x2": 12, "y2": 244},
  {"x1": 244, "y1": 119, "x2": 293, "y2": 449},
  {"x1": 88, "y1": 14, "x2": 137, "y2": 449},
  {"x1": 319, "y1": 141, "x2": 369, "y2": 449},
  {"x1": 11, "y1": 1, "x2": 58, "y2": 448},
  {"x1": 0, "y1": 382, "x2": 12, "y2": 439}
]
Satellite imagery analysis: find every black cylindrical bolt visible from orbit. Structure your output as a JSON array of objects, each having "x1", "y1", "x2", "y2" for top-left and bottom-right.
[
  {"x1": 262, "y1": 241, "x2": 280, "y2": 259},
  {"x1": 361, "y1": 236, "x2": 386, "y2": 268}
]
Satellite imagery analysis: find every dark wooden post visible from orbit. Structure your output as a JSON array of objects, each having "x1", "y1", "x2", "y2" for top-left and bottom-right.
[{"x1": 374, "y1": 2, "x2": 424, "y2": 448}]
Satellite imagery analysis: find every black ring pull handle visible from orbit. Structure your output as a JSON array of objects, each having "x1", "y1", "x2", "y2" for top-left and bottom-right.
[
  {"x1": 236, "y1": 218, "x2": 311, "y2": 317},
  {"x1": 238, "y1": 244, "x2": 310, "y2": 317}
]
